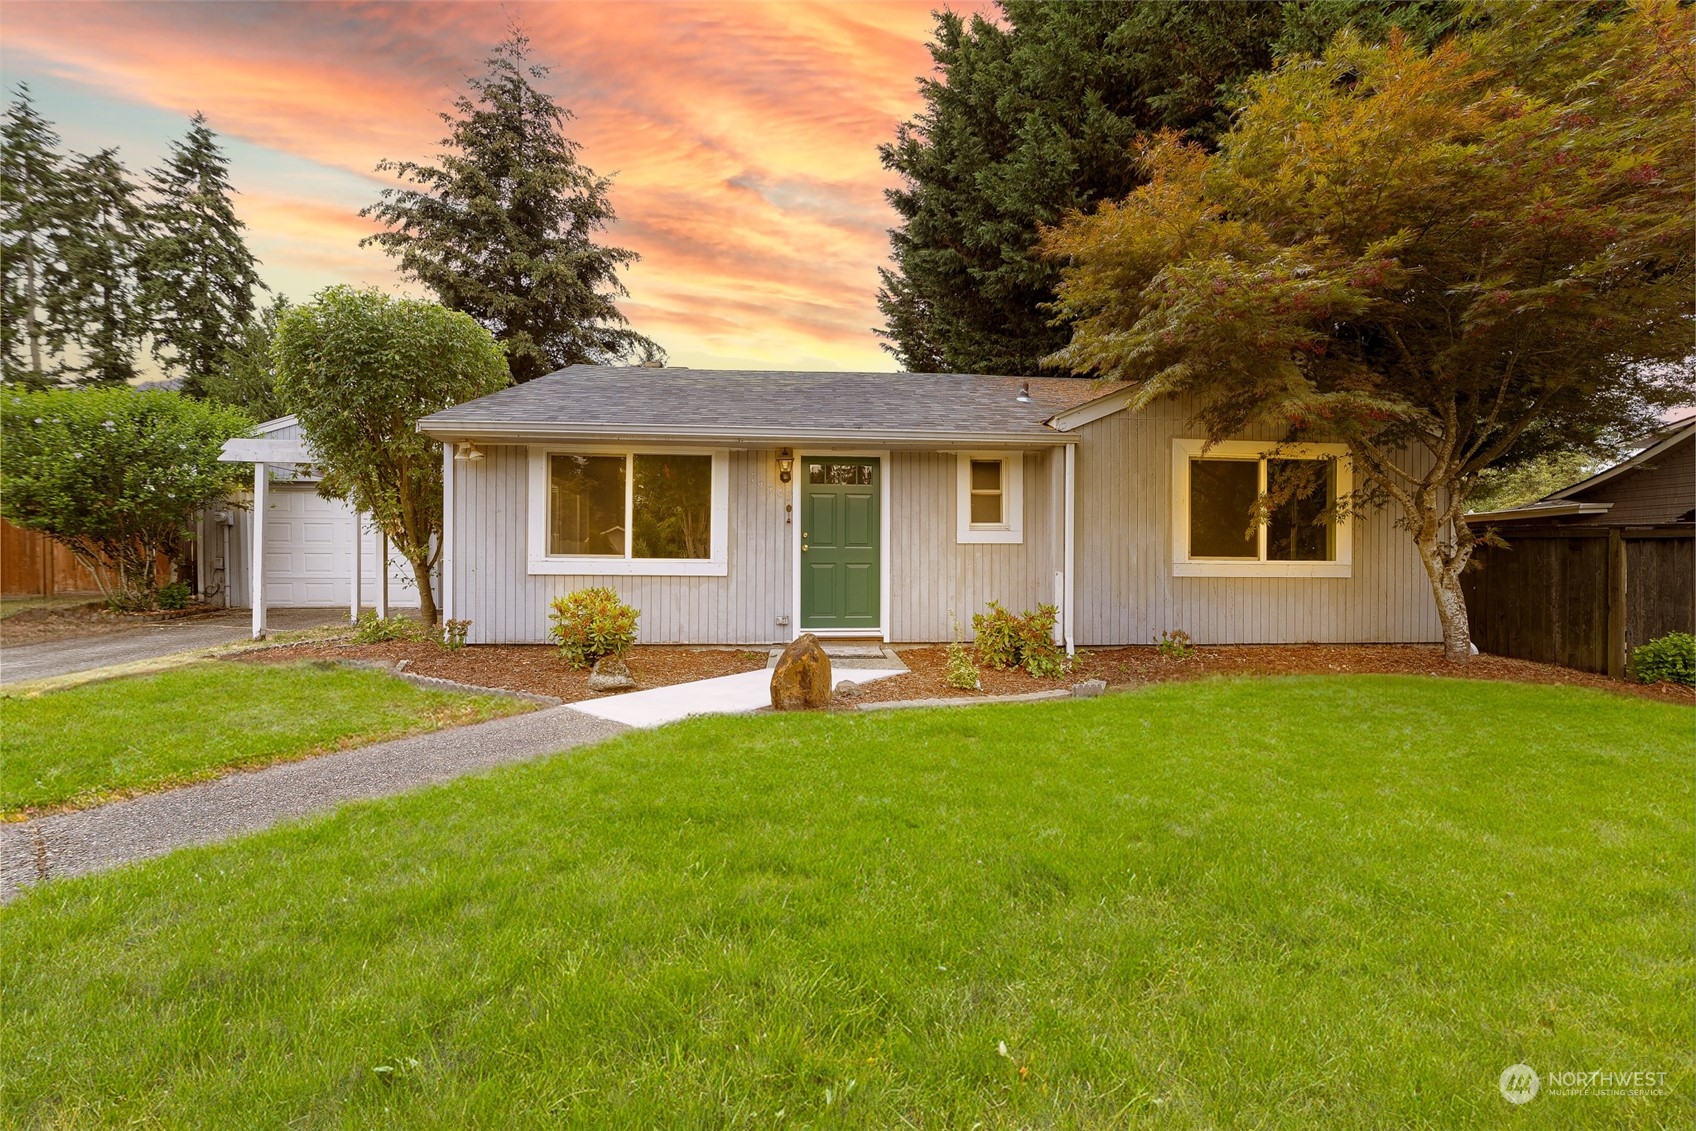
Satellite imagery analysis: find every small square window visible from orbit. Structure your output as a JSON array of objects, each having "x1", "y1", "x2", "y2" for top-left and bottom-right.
[{"x1": 957, "y1": 452, "x2": 1023, "y2": 544}]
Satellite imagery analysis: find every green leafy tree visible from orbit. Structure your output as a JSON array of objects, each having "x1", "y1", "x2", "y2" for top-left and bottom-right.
[
  {"x1": 0, "y1": 387, "x2": 251, "y2": 608},
  {"x1": 57, "y1": 148, "x2": 149, "y2": 387},
  {"x1": 877, "y1": 1, "x2": 1456, "y2": 375},
  {"x1": 1041, "y1": 1, "x2": 1695, "y2": 662},
  {"x1": 362, "y1": 28, "x2": 659, "y2": 383},
  {"x1": 1, "y1": 85, "x2": 71, "y2": 387},
  {"x1": 202, "y1": 294, "x2": 290, "y2": 422},
  {"x1": 1467, "y1": 449, "x2": 1605, "y2": 513},
  {"x1": 143, "y1": 113, "x2": 264, "y2": 397},
  {"x1": 272, "y1": 287, "x2": 509, "y2": 624}
]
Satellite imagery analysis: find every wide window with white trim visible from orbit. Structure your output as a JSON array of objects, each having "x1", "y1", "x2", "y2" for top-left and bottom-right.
[
  {"x1": 528, "y1": 447, "x2": 728, "y2": 575},
  {"x1": 956, "y1": 452, "x2": 1024, "y2": 543},
  {"x1": 1171, "y1": 439, "x2": 1352, "y2": 577}
]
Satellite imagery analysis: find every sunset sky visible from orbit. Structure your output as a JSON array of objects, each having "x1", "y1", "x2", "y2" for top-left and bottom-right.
[{"x1": 1, "y1": 1, "x2": 994, "y2": 371}]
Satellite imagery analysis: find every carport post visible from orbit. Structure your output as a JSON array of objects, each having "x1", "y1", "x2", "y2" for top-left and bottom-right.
[
  {"x1": 377, "y1": 532, "x2": 389, "y2": 620},
  {"x1": 349, "y1": 509, "x2": 363, "y2": 624},
  {"x1": 251, "y1": 462, "x2": 268, "y2": 640}
]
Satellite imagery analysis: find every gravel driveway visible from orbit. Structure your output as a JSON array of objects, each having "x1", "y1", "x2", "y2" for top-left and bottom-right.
[
  {"x1": 0, "y1": 703, "x2": 628, "y2": 902},
  {"x1": 0, "y1": 608, "x2": 345, "y2": 685}
]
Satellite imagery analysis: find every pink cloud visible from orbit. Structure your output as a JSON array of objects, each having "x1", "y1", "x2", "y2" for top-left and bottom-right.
[{"x1": 1, "y1": 0, "x2": 994, "y2": 369}]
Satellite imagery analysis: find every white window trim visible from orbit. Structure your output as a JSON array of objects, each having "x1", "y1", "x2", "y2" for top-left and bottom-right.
[
  {"x1": 956, "y1": 452, "x2": 1024, "y2": 544},
  {"x1": 527, "y1": 445, "x2": 729, "y2": 576},
  {"x1": 1171, "y1": 439, "x2": 1353, "y2": 578}
]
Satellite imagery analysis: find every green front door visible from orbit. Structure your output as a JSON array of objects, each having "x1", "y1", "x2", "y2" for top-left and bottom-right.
[{"x1": 801, "y1": 457, "x2": 880, "y2": 631}]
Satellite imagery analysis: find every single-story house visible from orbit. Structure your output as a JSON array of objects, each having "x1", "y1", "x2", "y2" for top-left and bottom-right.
[
  {"x1": 210, "y1": 415, "x2": 424, "y2": 635},
  {"x1": 415, "y1": 366, "x2": 1442, "y2": 648},
  {"x1": 1462, "y1": 416, "x2": 1694, "y2": 675}
]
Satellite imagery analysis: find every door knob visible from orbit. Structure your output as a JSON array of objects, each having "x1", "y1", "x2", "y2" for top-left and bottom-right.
[{"x1": 802, "y1": 543, "x2": 809, "y2": 552}]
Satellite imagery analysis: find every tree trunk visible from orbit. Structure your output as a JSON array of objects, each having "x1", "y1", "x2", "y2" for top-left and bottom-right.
[
  {"x1": 404, "y1": 549, "x2": 439, "y2": 627},
  {"x1": 1413, "y1": 532, "x2": 1473, "y2": 663}
]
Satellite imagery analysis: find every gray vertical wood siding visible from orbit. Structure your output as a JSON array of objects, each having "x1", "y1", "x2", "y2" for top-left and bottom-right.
[
  {"x1": 887, "y1": 450, "x2": 1060, "y2": 642},
  {"x1": 451, "y1": 445, "x2": 791, "y2": 644},
  {"x1": 1069, "y1": 398, "x2": 1441, "y2": 645}
]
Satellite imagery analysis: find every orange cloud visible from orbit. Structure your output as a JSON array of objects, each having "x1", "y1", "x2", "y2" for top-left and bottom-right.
[{"x1": 1, "y1": 0, "x2": 995, "y2": 370}]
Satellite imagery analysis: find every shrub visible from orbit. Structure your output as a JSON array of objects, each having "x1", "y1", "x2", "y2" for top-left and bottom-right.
[
  {"x1": 945, "y1": 640, "x2": 981, "y2": 690},
  {"x1": 156, "y1": 581, "x2": 193, "y2": 611},
  {"x1": 442, "y1": 619, "x2": 472, "y2": 651},
  {"x1": 971, "y1": 600, "x2": 1067, "y2": 678},
  {"x1": 549, "y1": 587, "x2": 639, "y2": 669},
  {"x1": 0, "y1": 388, "x2": 251, "y2": 610},
  {"x1": 1631, "y1": 632, "x2": 1695, "y2": 687},
  {"x1": 1156, "y1": 629, "x2": 1195, "y2": 661},
  {"x1": 352, "y1": 611, "x2": 428, "y2": 644}
]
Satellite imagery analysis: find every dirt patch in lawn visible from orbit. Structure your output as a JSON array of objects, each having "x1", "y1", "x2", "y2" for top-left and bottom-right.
[
  {"x1": 844, "y1": 644, "x2": 1695, "y2": 707},
  {"x1": 0, "y1": 602, "x2": 231, "y2": 646},
  {"x1": 230, "y1": 641, "x2": 772, "y2": 702}
]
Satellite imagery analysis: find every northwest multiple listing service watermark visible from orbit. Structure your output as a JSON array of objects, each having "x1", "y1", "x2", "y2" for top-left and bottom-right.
[{"x1": 1500, "y1": 1063, "x2": 1670, "y2": 1104}]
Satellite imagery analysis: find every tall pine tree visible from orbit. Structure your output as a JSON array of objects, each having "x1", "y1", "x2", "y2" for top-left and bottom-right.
[
  {"x1": 143, "y1": 113, "x2": 264, "y2": 397},
  {"x1": 57, "y1": 149, "x2": 149, "y2": 386},
  {"x1": 362, "y1": 28, "x2": 658, "y2": 383},
  {"x1": 1, "y1": 85, "x2": 71, "y2": 387},
  {"x1": 878, "y1": 0, "x2": 1456, "y2": 376}
]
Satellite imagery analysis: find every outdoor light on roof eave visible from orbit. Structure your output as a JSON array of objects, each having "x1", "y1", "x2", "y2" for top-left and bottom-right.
[{"x1": 455, "y1": 441, "x2": 485, "y2": 462}]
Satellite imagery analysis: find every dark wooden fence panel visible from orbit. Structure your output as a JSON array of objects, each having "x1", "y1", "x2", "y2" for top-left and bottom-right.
[
  {"x1": 1463, "y1": 526, "x2": 1694, "y2": 675},
  {"x1": 1627, "y1": 534, "x2": 1695, "y2": 649}
]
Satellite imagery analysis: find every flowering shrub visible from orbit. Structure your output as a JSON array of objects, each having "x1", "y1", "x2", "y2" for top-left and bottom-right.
[
  {"x1": 549, "y1": 587, "x2": 639, "y2": 668},
  {"x1": 1155, "y1": 629, "x2": 1195, "y2": 661},
  {"x1": 441, "y1": 619, "x2": 472, "y2": 651}
]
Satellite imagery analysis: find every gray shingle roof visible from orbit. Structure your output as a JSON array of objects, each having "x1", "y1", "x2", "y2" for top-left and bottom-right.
[{"x1": 419, "y1": 365, "x2": 1123, "y2": 443}]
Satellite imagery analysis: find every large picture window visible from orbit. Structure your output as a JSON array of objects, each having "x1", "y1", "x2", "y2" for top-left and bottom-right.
[
  {"x1": 529, "y1": 447, "x2": 728, "y2": 576},
  {"x1": 1172, "y1": 440, "x2": 1352, "y2": 577}
]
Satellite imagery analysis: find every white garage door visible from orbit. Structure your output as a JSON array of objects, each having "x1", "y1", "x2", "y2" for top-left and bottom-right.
[{"x1": 261, "y1": 486, "x2": 420, "y2": 608}]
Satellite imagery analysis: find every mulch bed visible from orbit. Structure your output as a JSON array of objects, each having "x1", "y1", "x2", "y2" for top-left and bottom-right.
[
  {"x1": 847, "y1": 644, "x2": 1695, "y2": 707},
  {"x1": 232, "y1": 636, "x2": 1693, "y2": 707},
  {"x1": 231, "y1": 640, "x2": 772, "y2": 703}
]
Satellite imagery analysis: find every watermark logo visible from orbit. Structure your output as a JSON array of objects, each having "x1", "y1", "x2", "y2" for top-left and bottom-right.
[{"x1": 1500, "y1": 1064, "x2": 1540, "y2": 1104}]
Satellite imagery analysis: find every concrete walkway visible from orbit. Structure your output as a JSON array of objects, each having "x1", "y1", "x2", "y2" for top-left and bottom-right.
[
  {"x1": 0, "y1": 607, "x2": 344, "y2": 685},
  {"x1": 0, "y1": 704, "x2": 627, "y2": 902},
  {"x1": 571, "y1": 666, "x2": 907, "y2": 728}
]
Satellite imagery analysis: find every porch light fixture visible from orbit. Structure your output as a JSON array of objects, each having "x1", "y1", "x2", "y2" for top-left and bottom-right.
[
  {"x1": 455, "y1": 441, "x2": 485, "y2": 462},
  {"x1": 1016, "y1": 382, "x2": 1033, "y2": 403},
  {"x1": 777, "y1": 448, "x2": 793, "y2": 483}
]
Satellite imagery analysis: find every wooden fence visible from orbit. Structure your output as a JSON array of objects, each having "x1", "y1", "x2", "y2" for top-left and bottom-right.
[
  {"x1": 0, "y1": 518, "x2": 117, "y2": 598},
  {"x1": 1462, "y1": 526, "x2": 1695, "y2": 676}
]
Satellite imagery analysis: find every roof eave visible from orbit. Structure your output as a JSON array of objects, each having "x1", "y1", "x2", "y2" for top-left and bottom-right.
[
  {"x1": 1465, "y1": 501, "x2": 1615, "y2": 523},
  {"x1": 417, "y1": 419, "x2": 1066, "y2": 447}
]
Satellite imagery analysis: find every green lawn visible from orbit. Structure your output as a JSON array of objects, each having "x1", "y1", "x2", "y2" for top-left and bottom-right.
[
  {"x1": 0, "y1": 661, "x2": 530, "y2": 813},
  {"x1": 2, "y1": 677, "x2": 1689, "y2": 1128}
]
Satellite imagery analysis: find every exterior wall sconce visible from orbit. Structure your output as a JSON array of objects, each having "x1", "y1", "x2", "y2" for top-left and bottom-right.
[
  {"x1": 777, "y1": 448, "x2": 793, "y2": 483},
  {"x1": 454, "y1": 441, "x2": 485, "y2": 462}
]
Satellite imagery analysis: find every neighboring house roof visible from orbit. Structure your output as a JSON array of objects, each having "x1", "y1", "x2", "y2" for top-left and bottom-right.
[
  {"x1": 1468, "y1": 418, "x2": 1695, "y2": 525},
  {"x1": 419, "y1": 365, "x2": 1127, "y2": 445}
]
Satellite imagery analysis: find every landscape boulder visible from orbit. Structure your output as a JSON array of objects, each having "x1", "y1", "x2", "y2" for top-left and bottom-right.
[
  {"x1": 1072, "y1": 678, "x2": 1107, "y2": 699},
  {"x1": 771, "y1": 633, "x2": 832, "y2": 710},
  {"x1": 587, "y1": 654, "x2": 637, "y2": 692}
]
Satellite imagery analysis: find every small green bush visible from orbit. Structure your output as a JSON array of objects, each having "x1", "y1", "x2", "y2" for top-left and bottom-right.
[
  {"x1": 945, "y1": 640, "x2": 981, "y2": 690},
  {"x1": 549, "y1": 587, "x2": 639, "y2": 669},
  {"x1": 1631, "y1": 632, "x2": 1695, "y2": 686},
  {"x1": 971, "y1": 600, "x2": 1067, "y2": 678},
  {"x1": 156, "y1": 582, "x2": 193, "y2": 610},
  {"x1": 352, "y1": 611, "x2": 428, "y2": 645},
  {"x1": 441, "y1": 619, "x2": 472, "y2": 651}
]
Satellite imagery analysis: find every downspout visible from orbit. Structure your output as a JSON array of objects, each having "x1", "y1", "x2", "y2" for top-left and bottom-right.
[{"x1": 1064, "y1": 442, "x2": 1076, "y2": 657}]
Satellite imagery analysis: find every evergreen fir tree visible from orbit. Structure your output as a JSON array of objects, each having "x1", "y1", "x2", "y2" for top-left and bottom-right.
[
  {"x1": 362, "y1": 28, "x2": 658, "y2": 383},
  {"x1": 143, "y1": 112, "x2": 264, "y2": 397},
  {"x1": 202, "y1": 293, "x2": 291, "y2": 421},
  {"x1": 57, "y1": 148, "x2": 149, "y2": 386},
  {"x1": 878, "y1": 0, "x2": 1456, "y2": 376},
  {"x1": 1, "y1": 85, "x2": 71, "y2": 387}
]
